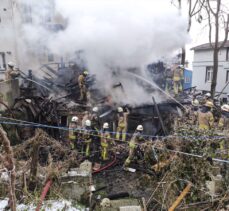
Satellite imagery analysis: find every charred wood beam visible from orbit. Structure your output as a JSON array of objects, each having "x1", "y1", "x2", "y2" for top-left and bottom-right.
[{"x1": 152, "y1": 97, "x2": 168, "y2": 135}]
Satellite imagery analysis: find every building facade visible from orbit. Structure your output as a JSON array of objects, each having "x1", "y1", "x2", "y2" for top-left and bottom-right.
[
  {"x1": 192, "y1": 41, "x2": 229, "y2": 95},
  {"x1": 0, "y1": 0, "x2": 65, "y2": 80}
]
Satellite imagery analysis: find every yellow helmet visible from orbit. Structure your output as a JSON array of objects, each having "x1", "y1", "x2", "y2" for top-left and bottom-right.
[{"x1": 205, "y1": 101, "x2": 214, "y2": 108}]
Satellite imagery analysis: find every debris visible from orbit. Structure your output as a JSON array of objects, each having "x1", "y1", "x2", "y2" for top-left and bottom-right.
[{"x1": 168, "y1": 182, "x2": 192, "y2": 211}]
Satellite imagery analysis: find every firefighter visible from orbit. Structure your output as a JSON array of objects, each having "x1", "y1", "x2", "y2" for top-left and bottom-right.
[
  {"x1": 91, "y1": 106, "x2": 101, "y2": 131},
  {"x1": 203, "y1": 93, "x2": 213, "y2": 104},
  {"x1": 124, "y1": 125, "x2": 144, "y2": 168},
  {"x1": 5, "y1": 62, "x2": 20, "y2": 80},
  {"x1": 218, "y1": 104, "x2": 229, "y2": 132},
  {"x1": 116, "y1": 107, "x2": 129, "y2": 142},
  {"x1": 173, "y1": 65, "x2": 183, "y2": 96},
  {"x1": 190, "y1": 99, "x2": 199, "y2": 125},
  {"x1": 68, "y1": 116, "x2": 79, "y2": 150},
  {"x1": 198, "y1": 101, "x2": 214, "y2": 130},
  {"x1": 78, "y1": 70, "x2": 88, "y2": 101},
  {"x1": 82, "y1": 119, "x2": 92, "y2": 157},
  {"x1": 91, "y1": 106, "x2": 101, "y2": 154},
  {"x1": 100, "y1": 122, "x2": 112, "y2": 161}
]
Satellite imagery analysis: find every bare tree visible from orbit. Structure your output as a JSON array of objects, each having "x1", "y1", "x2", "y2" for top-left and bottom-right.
[
  {"x1": 0, "y1": 127, "x2": 16, "y2": 211},
  {"x1": 182, "y1": 0, "x2": 206, "y2": 66},
  {"x1": 172, "y1": 0, "x2": 205, "y2": 66},
  {"x1": 205, "y1": 0, "x2": 229, "y2": 97}
]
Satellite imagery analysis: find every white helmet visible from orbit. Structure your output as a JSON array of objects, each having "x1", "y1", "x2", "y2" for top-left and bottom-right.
[
  {"x1": 117, "y1": 107, "x2": 123, "y2": 113},
  {"x1": 92, "y1": 107, "x2": 98, "y2": 112},
  {"x1": 205, "y1": 93, "x2": 211, "y2": 97},
  {"x1": 100, "y1": 198, "x2": 111, "y2": 208},
  {"x1": 221, "y1": 104, "x2": 229, "y2": 112},
  {"x1": 191, "y1": 99, "x2": 199, "y2": 107},
  {"x1": 8, "y1": 61, "x2": 14, "y2": 67},
  {"x1": 71, "y1": 116, "x2": 78, "y2": 122},
  {"x1": 85, "y1": 119, "x2": 91, "y2": 127},
  {"x1": 103, "y1": 122, "x2": 109, "y2": 129},
  {"x1": 136, "y1": 125, "x2": 143, "y2": 131}
]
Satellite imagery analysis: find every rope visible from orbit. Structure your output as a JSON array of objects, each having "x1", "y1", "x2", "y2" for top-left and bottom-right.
[
  {"x1": 1, "y1": 118, "x2": 229, "y2": 164},
  {"x1": 0, "y1": 116, "x2": 227, "y2": 140}
]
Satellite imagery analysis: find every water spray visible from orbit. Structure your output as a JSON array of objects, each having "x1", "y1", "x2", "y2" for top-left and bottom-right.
[{"x1": 128, "y1": 72, "x2": 186, "y2": 110}]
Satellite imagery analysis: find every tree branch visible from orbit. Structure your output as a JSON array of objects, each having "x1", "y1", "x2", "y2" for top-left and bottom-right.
[
  {"x1": 192, "y1": 0, "x2": 206, "y2": 16},
  {"x1": 206, "y1": 6, "x2": 214, "y2": 48},
  {"x1": 191, "y1": 0, "x2": 199, "y2": 15},
  {"x1": 207, "y1": 0, "x2": 217, "y2": 16},
  {"x1": 219, "y1": 14, "x2": 229, "y2": 50}
]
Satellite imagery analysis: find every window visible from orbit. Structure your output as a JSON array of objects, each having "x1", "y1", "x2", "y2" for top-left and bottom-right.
[
  {"x1": 184, "y1": 76, "x2": 191, "y2": 83},
  {"x1": 0, "y1": 52, "x2": 6, "y2": 71},
  {"x1": 205, "y1": 66, "x2": 213, "y2": 83},
  {"x1": 226, "y1": 48, "x2": 229, "y2": 61},
  {"x1": 226, "y1": 70, "x2": 229, "y2": 82}
]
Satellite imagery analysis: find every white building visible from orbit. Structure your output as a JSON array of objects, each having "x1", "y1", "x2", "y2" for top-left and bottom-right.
[
  {"x1": 0, "y1": 0, "x2": 65, "y2": 80},
  {"x1": 192, "y1": 41, "x2": 229, "y2": 95}
]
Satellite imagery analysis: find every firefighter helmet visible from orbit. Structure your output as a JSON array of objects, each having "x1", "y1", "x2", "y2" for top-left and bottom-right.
[
  {"x1": 136, "y1": 125, "x2": 143, "y2": 131},
  {"x1": 8, "y1": 61, "x2": 14, "y2": 67},
  {"x1": 103, "y1": 122, "x2": 109, "y2": 129},
  {"x1": 92, "y1": 106, "x2": 98, "y2": 112},
  {"x1": 85, "y1": 119, "x2": 91, "y2": 127},
  {"x1": 71, "y1": 116, "x2": 79, "y2": 122},
  {"x1": 205, "y1": 101, "x2": 214, "y2": 108},
  {"x1": 100, "y1": 198, "x2": 111, "y2": 208},
  {"x1": 205, "y1": 93, "x2": 211, "y2": 97},
  {"x1": 191, "y1": 99, "x2": 199, "y2": 107},
  {"x1": 221, "y1": 104, "x2": 229, "y2": 112},
  {"x1": 117, "y1": 107, "x2": 123, "y2": 113},
  {"x1": 83, "y1": 71, "x2": 88, "y2": 75}
]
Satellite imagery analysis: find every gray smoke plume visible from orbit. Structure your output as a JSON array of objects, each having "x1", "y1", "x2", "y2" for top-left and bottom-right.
[{"x1": 19, "y1": 0, "x2": 189, "y2": 105}]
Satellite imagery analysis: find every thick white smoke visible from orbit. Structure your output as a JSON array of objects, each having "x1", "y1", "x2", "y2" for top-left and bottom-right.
[{"x1": 20, "y1": 0, "x2": 189, "y2": 105}]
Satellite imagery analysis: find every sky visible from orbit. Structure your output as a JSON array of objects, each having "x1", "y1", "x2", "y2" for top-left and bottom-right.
[{"x1": 182, "y1": 0, "x2": 229, "y2": 68}]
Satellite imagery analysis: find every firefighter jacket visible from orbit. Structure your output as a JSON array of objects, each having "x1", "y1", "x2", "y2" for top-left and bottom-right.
[
  {"x1": 91, "y1": 113, "x2": 101, "y2": 131},
  {"x1": 101, "y1": 130, "x2": 111, "y2": 148},
  {"x1": 5, "y1": 67, "x2": 19, "y2": 80},
  {"x1": 198, "y1": 107, "x2": 214, "y2": 130},
  {"x1": 117, "y1": 111, "x2": 129, "y2": 128},
  {"x1": 129, "y1": 131, "x2": 144, "y2": 149},
  {"x1": 173, "y1": 68, "x2": 183, "y2": 82},
  {"x1": 78, "y1": 74, "x2": 86, "y2": 88},
  {"x1": 68, "y1": 122, "x2": 79, "y2": 140},
  {"x1": 218, "y1": 111, "x2": 229, "y2": 131},
  {"x1": 82, "y1": 127, "x2": 92, "y2": 144}
]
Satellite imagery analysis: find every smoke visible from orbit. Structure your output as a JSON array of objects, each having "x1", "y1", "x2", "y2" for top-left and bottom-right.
[{"x1": 19, "y1": 0, "x2": 189, "y2": 105}]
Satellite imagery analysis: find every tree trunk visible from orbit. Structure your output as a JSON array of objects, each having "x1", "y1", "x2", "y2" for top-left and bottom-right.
[
  {"x1": 210, "y1": 0, "x2": 220, "y2": 98},
  {"x1": 211, "y1": 48, "x2": 219, "y2": 97}
]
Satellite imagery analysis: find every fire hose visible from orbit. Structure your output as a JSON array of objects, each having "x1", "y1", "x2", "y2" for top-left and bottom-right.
[
  {"x1": 93, "y1": 151, "x2": 117, "y2": 174},
  {"x1": 35, "y1": 180, "x2": 53, "y2": 211},
  {"x1": 35, "y1": 152, "x2": 116, "y2": 211}
]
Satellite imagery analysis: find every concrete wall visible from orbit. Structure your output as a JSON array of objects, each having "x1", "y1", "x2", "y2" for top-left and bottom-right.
[
  {"x1": 0, "y1": 0, "x2": 18, "y2": 78},
  {"x1": 0, "y1": 79, "x2": 20, "y2": 111},
  {"x1": 192, "y1": 48, "x2": 229, "y2": 94}
]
